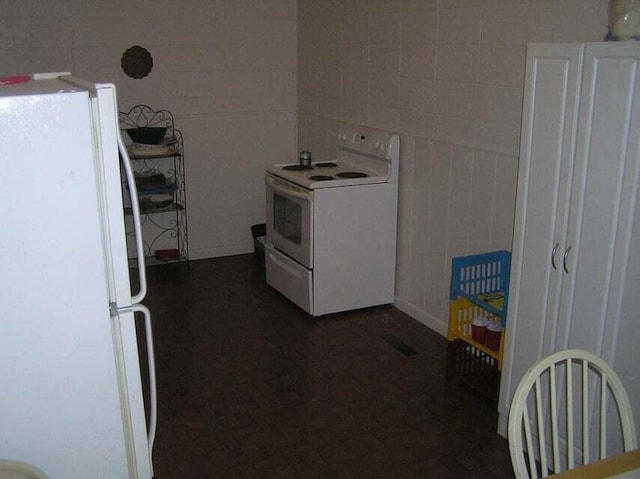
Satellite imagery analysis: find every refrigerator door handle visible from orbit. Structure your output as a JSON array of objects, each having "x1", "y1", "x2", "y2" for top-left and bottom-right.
[
  {"x1": 118, "y1": 129, "x2": 148, "y2": 304},
  {"x1": 117, "y1": 303, "x2": 157, "y2": 473}
]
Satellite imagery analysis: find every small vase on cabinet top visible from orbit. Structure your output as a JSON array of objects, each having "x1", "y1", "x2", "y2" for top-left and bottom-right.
[{"x1": 608, "y1": 0, "x2": 640, "y2": 40}]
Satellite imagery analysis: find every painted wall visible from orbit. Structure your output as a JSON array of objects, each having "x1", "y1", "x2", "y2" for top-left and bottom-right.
[
  {"x1": 0, "y1": 0, "x2": 297, "y2": 260},
  {"x1": 297, "y1": 0, "x2": 609, "y2": 334}
]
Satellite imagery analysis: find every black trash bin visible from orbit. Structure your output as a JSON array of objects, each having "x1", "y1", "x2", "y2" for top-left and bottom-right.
[{"x1": 250, "y1": 223, "x2": 266, "y2": 265}]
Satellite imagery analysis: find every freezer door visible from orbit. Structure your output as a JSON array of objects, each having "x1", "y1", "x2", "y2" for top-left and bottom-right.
[
  {"x1": 62, "y1": 75, "x2": 148, "y2": 308},
  {"x1": 0, "y1": 85, "x2": 136, "y2": 477}
]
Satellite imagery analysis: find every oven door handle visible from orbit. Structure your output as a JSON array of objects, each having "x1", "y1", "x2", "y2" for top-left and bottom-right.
[{"x1": 266, "y1": 176, "x2": 311, "y2": 201}]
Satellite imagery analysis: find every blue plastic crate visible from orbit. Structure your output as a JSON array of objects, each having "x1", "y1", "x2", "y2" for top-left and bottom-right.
[{"x1": 449, "y1": 250, "x2": 511, "y2": 321}]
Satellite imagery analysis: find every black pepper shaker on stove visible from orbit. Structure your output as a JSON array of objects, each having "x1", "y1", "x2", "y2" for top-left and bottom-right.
[{"x1": 299, "y1": 150, "x2": 312, "y2": 168}]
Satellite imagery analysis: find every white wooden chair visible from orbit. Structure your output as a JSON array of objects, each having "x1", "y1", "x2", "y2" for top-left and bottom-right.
[
  {"x1": 0, "y1": 460, "x2": 49, "y2": 478},
  {"x1": 508, "y1": 349, "x2": 637, "y2": 478}
]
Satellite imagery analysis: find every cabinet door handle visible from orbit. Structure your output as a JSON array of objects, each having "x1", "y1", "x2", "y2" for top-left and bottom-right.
[
  {"x1": 551, "y1": 242, "x2": 559, "y2": 270},
  {"x1": 563, "y1": 245, "x2": 572, "y2": 274}
]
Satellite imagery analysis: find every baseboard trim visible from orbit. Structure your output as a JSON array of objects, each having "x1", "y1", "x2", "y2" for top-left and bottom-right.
[
  {"x1": 189, "y1": 243, "x2": 253, "y2": 260},
  {"x1": 394, "y1": 297, "x2": 447, "y2": 338}
]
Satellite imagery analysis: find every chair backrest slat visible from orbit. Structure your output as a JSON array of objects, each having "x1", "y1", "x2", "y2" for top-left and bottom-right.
[
  {"x1": 600, "y1": 374, "x2": 607, "y2": 459},
  {"x1": 522, "y1": 402, "x2": 539, "y2": 479},
  {"x1": 582, "y1": 359, "x2": 589, "y2": 464},
  {"x1": 550, "y1": 364, "x2": 561, "y2": 472},
  {"x1": 566, "y1": 358, "x2": 574, "y2": 469},
  {"x1": 535, "y1": 378, "x2": 548, "y2": 474}
]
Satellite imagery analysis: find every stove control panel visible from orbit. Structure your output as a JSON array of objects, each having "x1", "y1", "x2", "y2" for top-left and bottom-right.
[{"x1": 336, "y1": 127, "x2": 399, "y2": 161}]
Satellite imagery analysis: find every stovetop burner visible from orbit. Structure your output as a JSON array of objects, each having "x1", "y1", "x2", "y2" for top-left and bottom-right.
[
  {"x1": 269, "y1": 154, "x2": 389, "y2": 189},
  {"x1": 309, "y1": 175, "x2": 334, "y2": 181},
  {"x1": 283, "y1": 164, "x2": 313, "y2": 171},
  {"x1": 336, "y1": 171, "x2": 368, "y2": 178}
]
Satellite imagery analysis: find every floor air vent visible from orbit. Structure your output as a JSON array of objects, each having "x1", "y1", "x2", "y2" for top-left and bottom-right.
[{"x1": 381, "y1": 333, "x2": 419, "y2": 357}]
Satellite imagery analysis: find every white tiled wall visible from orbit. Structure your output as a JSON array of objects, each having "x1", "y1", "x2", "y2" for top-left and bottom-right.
[
  {"x1": 0, "y1": 0, "x2": 297, "y2": 260},
  {"x1": 297, "y1": 0, "x2": 608, "y2": 334},
  {"x1": 1, "y1": 0, "x2": 611, "y2": 332}
]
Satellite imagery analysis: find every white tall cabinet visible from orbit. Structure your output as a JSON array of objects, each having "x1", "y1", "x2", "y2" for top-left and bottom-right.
[{"x1": 497, "y1": 43, "x2": 640, "y2": 442}]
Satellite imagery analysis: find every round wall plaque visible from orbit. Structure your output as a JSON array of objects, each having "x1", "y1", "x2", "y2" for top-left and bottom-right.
[{"x1": 121, "y1": 45, "x2": 153, "y2": 79}]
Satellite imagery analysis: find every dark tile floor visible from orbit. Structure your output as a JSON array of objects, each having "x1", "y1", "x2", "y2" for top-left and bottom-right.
[{"x1": 141, "y1": 254, "x2": 515, "y2": 478}]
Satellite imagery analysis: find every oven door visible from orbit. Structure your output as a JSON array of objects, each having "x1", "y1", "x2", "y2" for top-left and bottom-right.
[{"x1": 265, "y1": 173, "x2": 313, "y2": 268}]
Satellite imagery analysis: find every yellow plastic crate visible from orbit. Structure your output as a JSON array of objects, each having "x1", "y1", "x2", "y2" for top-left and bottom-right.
[{"x1": 448, "y1": 297, "x2": 505, "y2": 370}]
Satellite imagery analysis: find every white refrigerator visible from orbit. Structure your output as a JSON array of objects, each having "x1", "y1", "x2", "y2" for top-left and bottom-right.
[{"x1": 0, "y1": 73, "x2": 157, "y2": 478}]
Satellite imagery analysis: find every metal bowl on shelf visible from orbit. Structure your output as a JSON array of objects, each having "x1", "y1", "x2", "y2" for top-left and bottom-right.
[{"x1": 126, "y1": 127, "x2": 167, "y2": 145}]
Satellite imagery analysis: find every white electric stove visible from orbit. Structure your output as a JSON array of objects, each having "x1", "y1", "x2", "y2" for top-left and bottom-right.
[{"x1": 264, "y1": 125, "x2": 400, "y2": 316}]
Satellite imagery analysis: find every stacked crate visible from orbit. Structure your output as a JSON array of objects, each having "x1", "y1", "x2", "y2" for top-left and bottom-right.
[{"x1": 446, "y1": 250, "x2": 511, "y2": 400}]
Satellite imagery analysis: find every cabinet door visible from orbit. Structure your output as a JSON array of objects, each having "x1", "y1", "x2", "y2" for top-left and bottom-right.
[
  {"x1": 562, "y1": 42, "x2": 640, "y2": 457},
  {"x1": 498, "y1": 44, "x2": 584, "y2": 431},
  {"x1": 563, "y1": 43, "x2": 640, "y2": 366}
]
